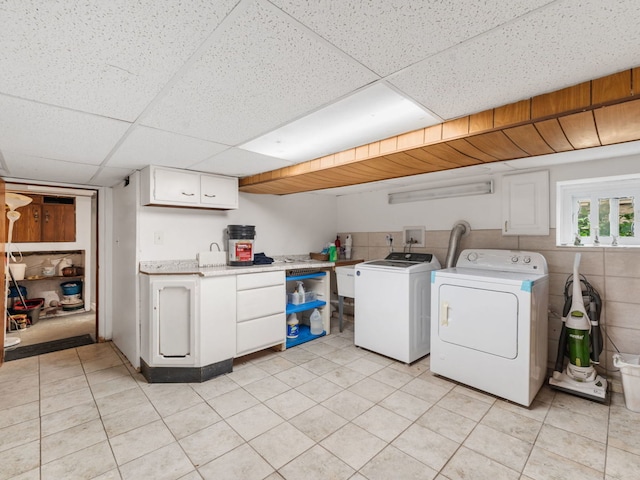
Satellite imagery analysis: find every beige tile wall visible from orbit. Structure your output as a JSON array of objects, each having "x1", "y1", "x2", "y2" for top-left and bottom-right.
[{"x1": 339, "y1": 228, "x2": 640, "y2": 392}]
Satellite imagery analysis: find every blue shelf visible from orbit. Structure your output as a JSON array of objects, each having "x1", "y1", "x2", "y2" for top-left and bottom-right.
[
  {"x1": 286, "y1": 299, "x2": 326, "y2": 314},
  {"x1": 286, "y1": 271, "x2": 326, "y2": 281},
  {"x1": 286, "y1": 323, "x2": 326, "y2": 349}
]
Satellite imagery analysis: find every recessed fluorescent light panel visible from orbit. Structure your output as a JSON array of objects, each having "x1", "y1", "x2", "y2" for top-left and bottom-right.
[
  {"x1": 239, "y1": 83, "x2": 440, "y2": 162},
  {"x1": 388, "y1": 180, "x2": 494, "y2": 204}
]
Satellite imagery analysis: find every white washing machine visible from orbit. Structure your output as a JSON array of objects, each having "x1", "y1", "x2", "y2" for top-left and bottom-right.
[
  {"x1": 430, "y1": 249, "x2": 549, "y2": 406},
  {"x1": 355, "y1": 252, "x2": 441, "y2": 363}
]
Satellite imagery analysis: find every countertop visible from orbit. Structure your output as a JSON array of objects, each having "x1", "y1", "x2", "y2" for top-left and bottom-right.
[{"x1": 139, "y1": 256, "x2": 335, "y2": 276}]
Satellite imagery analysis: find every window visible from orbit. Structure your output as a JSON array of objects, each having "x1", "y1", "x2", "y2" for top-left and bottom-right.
[{"x1": 557, "y1": 175, "x2": 640, "y2": 246}]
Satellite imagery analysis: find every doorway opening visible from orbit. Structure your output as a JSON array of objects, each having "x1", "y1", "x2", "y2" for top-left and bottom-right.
[{"x1": 4, "y1": 183, "x2": 99, "y2": 360}]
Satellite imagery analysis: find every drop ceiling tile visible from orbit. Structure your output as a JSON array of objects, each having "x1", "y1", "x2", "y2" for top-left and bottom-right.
[
  {"x1": 3, "y1": 151, "x2": 99, "y2": 185},
  {"x1": 107, "y1": 126, "x2": 228, "y2": 170},
  {"x1": 390, "y1": 0, "x2": 640, "y2": 119},
  {"x1": 271, "y1": 0, "x2": 554, "y2": 76},
  {"x1": 0, "y1": 0, "x2": 237, "y2": 120},
  {"x1": 89, "y1": 166, "x2": 138, "y2": 188},
  {"x1": 0, "y1": 96, "x2": 129, "y2": 164},
  {"x1": 191, "y1": 148, "x2": 294, "y2": 177},
  {"x1": 142, "y1": 0, "x2": 378, "y2": 145}
]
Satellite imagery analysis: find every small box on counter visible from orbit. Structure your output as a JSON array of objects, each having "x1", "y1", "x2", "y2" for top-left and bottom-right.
[{"x1": 309, "y1": 252, "x2": 329, "y2": 261}]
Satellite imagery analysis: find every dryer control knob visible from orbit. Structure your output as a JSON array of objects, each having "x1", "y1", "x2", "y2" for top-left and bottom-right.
[
  {"x1": 511, "y1": 256, "x2": 519, "y2": 263},
  {"x1": 523, "y1": 256, "x2": 531, "y2": 264},
  {"x1": 466, "y1": 252, "x2": 478, "y2": 262}
]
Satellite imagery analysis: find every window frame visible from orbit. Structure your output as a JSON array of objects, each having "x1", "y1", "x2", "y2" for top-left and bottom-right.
[{"x1": 557, "y1": 174, "x2": 640, "y2": 247}]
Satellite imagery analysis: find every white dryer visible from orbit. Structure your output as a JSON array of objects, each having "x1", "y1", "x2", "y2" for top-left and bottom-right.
[
  {"x1": 430, "y1": 249, "x2": 549, "y2": 406},
  {"x1": 355, "y1": 252, "x2": 441, "y2": 363}
]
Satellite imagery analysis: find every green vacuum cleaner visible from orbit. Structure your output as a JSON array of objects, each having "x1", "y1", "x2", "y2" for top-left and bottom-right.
[{"x1": 549, "y1": 253, "x2": 608, "y2": 402}]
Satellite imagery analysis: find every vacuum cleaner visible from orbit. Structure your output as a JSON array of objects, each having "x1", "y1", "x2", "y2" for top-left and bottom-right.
[{"x1": 549, "y1": 253, "x2": 608, "y2": 402}]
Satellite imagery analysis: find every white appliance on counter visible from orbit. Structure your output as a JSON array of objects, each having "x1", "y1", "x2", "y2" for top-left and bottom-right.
[
  {"x1": 430, "y1": 249, "x2": 549, "y2": 406},
  {"x1": 354, "y1": 252, "x2": 441, "y2": 363}
]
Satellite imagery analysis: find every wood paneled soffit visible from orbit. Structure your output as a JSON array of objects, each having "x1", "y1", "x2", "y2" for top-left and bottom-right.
[{"x1": 240, "y1": 68, "x2": 640, "y2": 195}]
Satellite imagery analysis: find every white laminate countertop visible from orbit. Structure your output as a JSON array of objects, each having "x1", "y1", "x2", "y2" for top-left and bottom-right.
[{"x1": 139, "y1": 257, "x2": 335, "y2": 276}]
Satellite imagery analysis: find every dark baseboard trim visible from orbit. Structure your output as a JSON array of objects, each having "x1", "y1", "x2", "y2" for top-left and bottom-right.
[{"x1": 140, "y1": 357, "x2": 233, "y2": 383}]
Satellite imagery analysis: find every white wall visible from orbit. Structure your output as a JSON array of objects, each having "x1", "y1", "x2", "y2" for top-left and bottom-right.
[
  {"x1": 336, "y1": 155, "x2": 640, "y2": 232},
  {"x1": 138, "y1": 191, "x2": 338, "y2": 261}
]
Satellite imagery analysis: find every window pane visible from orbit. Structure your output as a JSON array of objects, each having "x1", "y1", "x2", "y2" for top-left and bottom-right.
[
  {"x1": 598, "y1": 198, "x2": 610, "y2": 236},
  {"x1": 619, "y1": 196, "x2": 635, "y2": 237},
  {"x1": 578, "y1": 200, "x2": 590, "y2": 237}
]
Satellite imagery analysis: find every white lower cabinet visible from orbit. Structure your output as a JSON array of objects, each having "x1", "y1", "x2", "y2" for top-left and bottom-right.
[
  {"x1": 141, "y1": 274, "x2": 236, "y2": 369},
  {"x1": 236, "y1": 271, "x2": 286, "y2": 357},
  {"x1": 145, "y1": 276, "x2": 198, "y2": 366}
]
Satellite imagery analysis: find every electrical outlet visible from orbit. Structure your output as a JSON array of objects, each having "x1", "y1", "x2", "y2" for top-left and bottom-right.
[{"x1": 154, "y1": 231, "x2": 164, "y2": 245}]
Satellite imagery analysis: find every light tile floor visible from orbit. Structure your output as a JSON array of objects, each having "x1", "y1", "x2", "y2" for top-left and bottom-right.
[{"x1": 1, "y1": 317, "x2": 640, "y2": 480}]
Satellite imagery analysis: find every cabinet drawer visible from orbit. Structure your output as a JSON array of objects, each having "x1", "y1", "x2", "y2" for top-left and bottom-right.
[
  {"x1": 237, "y1": 285, "x2": 284, "y2": 322},
  {"x1": 237, "y1": 271, "x2": 284, "y2": 290},
  {"x1": 236, "y1": 313, "x2": 285, "y2": 356}
]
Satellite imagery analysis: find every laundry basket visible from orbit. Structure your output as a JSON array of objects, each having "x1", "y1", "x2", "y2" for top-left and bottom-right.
[{"x1": 613, "y1": 353, "x2": 640, "y2": 412}]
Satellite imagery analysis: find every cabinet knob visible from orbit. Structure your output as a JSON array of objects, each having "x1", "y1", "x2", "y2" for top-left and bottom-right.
[
  {"x1": 203, "y1": 193, "x2": 216, "y2": 198},
  {"x1": 181, "y1": 192, "x2": 195, "y2": 197}
]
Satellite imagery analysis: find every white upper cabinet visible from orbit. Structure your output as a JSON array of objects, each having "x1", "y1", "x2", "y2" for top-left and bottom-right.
[
  {"x1": 502, "y1": 170, "x2": 549, "y2": 236},
  {"x1": 200, "y1": 172, "x2": 238, "y2": 208},
  {"x1": 141, "y1": 165, "x2": 238, "y2": 209}
]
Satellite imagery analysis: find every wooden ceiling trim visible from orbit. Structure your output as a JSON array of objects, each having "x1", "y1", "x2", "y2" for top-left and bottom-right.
[
  {"x1": 494, "y1": 99, "x2": 531, "y2": 128},
  {"x1": 442, "y1": 116, "x2": 469, "y2": 139},
  {"x1": 354, "y1": 145, "x2": 370, "y2": 161},
  {"x1": 531, "y1": 81, "x2": 591, "y2": 118},
  {"x1": 424, "y1": 124, "x2": 443, "y2": 143},
  {"x1": 469, "y1": 110, "x2": 494, "y2": 133},
  {"x1": 404, "y1": 148, "x2": 463, "y2": 169},
  {"x1": 397, "y1": 129, "x2": 426, "y2": 150},
  {"x1": 446, "y1": 138, "x2": 497, "y2": 162},
  {"x1": 365, "y1": 157, "x2": 426, "y2": 177},
  {"x1": 383, "y1": 152, "x2": 442, "y2": 173},
  {"x1": 379, "y1": 137, "x2": 399, "y2": 155},
  {"x1": 465, "y1": 130, "x2": 528, "y2": 160},
  {"x1": 592, "y1": 70, "x2": 632, "y2": 104},
  {"x1": 503, "y1": 124, "x2": 555, "y2": 156},
  {"x1": 594, "y1": 98, "x2": 640, "y2": 145},
  {"x1": 423, "y1": 143, "x2": 483, "y2": 166},
  {"x1": 533, "y1": 119, "x2": 574, "y2": 152},
  {"x1": 239, "y1": 67, "x2": 640, "y2": 194},
  {"x1": 558, "y1": 111, "x2": 601, "y2": 149}
]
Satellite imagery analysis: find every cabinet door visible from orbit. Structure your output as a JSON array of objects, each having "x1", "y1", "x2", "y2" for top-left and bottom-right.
[
  {"x1": 151, "y1": 278, "x2": 197, "y2": 365},
  {"x1": 200, "y1": 174, "x2": 238, "y2": 209},
  {"x1": 153, "y1": 168, "x2": 200, "y2": 205},
  {"x1": 42, "y1": 202, "x2": 76, "y2": 242},
  {"x1": 9, "y1": 203, "x2": 41, "y2": 242},
  {"x1": 502, "y1": 170, "x2": 549, "y2": 236}
]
